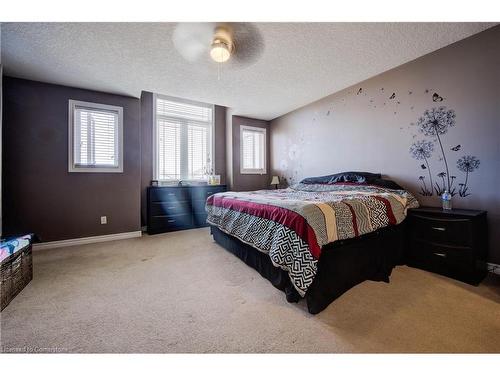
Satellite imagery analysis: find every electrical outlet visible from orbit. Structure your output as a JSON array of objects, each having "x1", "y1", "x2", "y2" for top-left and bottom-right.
[{"x1": 100, "y1": 216, "x2": 107, "y2": 225}]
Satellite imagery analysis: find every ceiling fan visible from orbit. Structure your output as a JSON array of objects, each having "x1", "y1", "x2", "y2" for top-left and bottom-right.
[{"x1": 172, "y1": 23, "x2": 264, "y2": 68}]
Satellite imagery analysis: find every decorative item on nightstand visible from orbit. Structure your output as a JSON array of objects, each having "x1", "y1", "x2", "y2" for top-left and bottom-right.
[
  {"x1": 270, "y1": 176, "x2": 280, "y2": 189},
  {"x1": 406, "y1": 207, "x2": 488, "y2": 285},
  {"x1": 441, "y1": 190, "x2": 452, "y2": 210}
]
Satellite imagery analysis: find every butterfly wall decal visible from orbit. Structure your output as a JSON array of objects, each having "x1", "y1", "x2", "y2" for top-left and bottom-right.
[
  {"x1": 432, "y1": 93, "x2": 444, "y2": 102},
  {"x1": 389, "y1": 93, "x2": 396, "y2": 99},
  {"x1": 421, "y1": 164, "x2": 427, "y2": 169},
  {"x1": 357, "y1": 88, "x2": 362, "y2": 95},
  {"x1": 451, "y1": 145, "x2": 461, "y2": 151}
]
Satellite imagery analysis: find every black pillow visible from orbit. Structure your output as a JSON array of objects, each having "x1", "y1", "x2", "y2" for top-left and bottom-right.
[{"x1": 300, "y1": 171, "x2": 381, "y2": 185}]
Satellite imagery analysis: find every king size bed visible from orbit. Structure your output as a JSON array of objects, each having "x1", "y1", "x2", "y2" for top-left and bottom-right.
[{"x1": 206, "y1": 172, "x2": 419, "y2": 314}]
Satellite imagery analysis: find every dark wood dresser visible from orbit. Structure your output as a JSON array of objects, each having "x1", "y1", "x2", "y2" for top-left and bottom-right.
[
  {"x1": 406, "y1": 206, "x2": 488, "y2": 285},
  {"x1": 147, "y1": 185, "x2": 227, "y2": 234}
]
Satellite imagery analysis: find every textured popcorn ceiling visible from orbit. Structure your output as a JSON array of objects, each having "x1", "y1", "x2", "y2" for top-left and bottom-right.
[{"x1": 1, "y1": 22, "x2": 495, "y2": 120}]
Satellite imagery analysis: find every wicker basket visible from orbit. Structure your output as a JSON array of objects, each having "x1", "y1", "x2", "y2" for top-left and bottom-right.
[{"x1": 1, "y1": 236, "x2": 33, "y2": 311}]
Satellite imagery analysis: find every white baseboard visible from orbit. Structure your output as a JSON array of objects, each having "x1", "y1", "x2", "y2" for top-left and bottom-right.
[{"x1": 33, "y1": 231, "x2": 142, "y2": 250}]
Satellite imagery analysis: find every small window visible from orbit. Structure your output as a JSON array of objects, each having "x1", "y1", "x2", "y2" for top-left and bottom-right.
[
  {"x1": 68, "y1": 100, "x2": 123, "y2": 173},
  {"x1": 154, "y1": 95, "x2": 213, "y2": 181},
  {"x1": 240, "y1": 125, "x2": 266, "y2": 175}
]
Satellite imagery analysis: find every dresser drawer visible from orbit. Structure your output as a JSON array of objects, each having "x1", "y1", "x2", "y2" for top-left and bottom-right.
[
  {"x1": 409, "y1": 214, "x2": 472, "y2": 247},
  {"x1": 150, "y1": 201, "x2": 190, "y2": 216},
  {"x1": 149, "y1": 214, "x2": 193, "y2": 233},
  {"x1": 149, "y1": 187, "x2": 189, "y2": 202},
  {"x1": 190, "y1": 186, "x2": 225, "y2": 201}
]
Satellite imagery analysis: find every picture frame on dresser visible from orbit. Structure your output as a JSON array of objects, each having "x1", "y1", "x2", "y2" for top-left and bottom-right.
[{"x1": 406, "y1": 206, "x2": 488, "y2": 285}]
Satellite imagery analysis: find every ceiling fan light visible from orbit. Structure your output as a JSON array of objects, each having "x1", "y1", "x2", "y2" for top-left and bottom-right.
[{"x1": 210, "y1": 41, "x2": 231, "y2": 63}]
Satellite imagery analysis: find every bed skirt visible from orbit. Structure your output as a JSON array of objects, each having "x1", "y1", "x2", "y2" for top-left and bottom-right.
[{"x1": 210, "y1": 222, "x2": 407, "y2": 314}]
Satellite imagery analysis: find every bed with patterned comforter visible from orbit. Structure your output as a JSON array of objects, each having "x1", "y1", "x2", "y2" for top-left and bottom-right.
[{"x1": 206, "y1": 182, "x2": 419, "y2": 297}]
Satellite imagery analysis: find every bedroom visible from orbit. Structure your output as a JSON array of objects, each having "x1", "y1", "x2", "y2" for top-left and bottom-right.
[{"x1": 1, "y1": 0, "x2": 499, "y2": 372}]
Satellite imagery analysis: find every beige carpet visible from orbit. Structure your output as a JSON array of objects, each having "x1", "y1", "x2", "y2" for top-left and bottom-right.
[{"x1": 1, "y1": 227, "x2": 499, "y2": 353}]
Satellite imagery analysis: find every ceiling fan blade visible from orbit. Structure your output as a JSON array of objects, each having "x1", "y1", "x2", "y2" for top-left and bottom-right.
[{"x1": 172, "y1": 23, "x2": 215, "y2": 62}]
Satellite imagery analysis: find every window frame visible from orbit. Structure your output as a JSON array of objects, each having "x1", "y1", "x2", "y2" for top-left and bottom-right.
[
  {"x1": 68, "y1": 99, "x2": 124, "y2": 173},
  {"x1": 240, "y1": 125, "x2": 267, "y2": 175},
  {"x1": 153, "y1": 93, "x2": 215, "y2": 182}
]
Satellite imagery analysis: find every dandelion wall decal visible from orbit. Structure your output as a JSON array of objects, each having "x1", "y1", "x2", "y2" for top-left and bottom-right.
[
  {"x1": 410, "y1": 140, "x2": 435, "y2": 196},
  {"x1": 434, "y1": 172, "x2": 456, "y2": 196},
  {"x1": 417, "y1": 106, "x2": 456, "y2": 191},
  {"x1": 457, "y1": 155, "x2": 480, "y2": 197},
  {"x1": 432, "y1": 93, "x2": 444, "y2": 102}
]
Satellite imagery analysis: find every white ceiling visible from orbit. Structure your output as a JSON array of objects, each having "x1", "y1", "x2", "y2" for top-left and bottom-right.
[{"x1": 1, "y1": 22, "x2": 495, "y2": 120}]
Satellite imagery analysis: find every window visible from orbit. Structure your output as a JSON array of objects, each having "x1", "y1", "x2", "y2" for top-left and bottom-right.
[
  {"x1": 240, "y1": 125, "x2": 266, "y2": 174},
  {"x1": 154, "y1": 95, "x2": 213, "y2": 181},
  {"x1": 68, "y1": 100, "x2": 123, "y2": 173}
]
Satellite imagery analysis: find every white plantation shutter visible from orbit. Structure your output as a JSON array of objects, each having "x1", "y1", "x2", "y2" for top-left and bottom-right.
[
  {"x1": 157, "y1": 119, "x2": 181, "y2": 180},
  {"x1": 69, "y1": 100, "x2": 123, "y2": 173},
  {"x1": 155, "y1": 96, "x2": 213, "y2": 181},
  {"x1": 240, "y1": 126, "x2": 266, "y2": 174},
  {"x1": 188, "y1": 124, "x2": 208, "y2": 179}
]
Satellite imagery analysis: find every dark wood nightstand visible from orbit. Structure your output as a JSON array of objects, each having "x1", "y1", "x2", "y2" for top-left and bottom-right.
[{"x1": 406, "y1": 207, "x2": 488, "y2": 285}]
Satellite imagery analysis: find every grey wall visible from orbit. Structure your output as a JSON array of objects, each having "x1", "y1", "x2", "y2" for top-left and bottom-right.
[
  {"x1": 271, "y1": 26, "x2": 500, "y2": 263},
  {"x1": 231, "y1": 115, "x2": 271, "y2": 191},
  {"x1": 2, "y1": 77, "x2": 142, "y2": 241}
]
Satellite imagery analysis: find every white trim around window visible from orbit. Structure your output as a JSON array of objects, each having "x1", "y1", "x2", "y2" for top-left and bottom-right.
[
  {"x1": 153, "y1": 93, "x2": 214, "y2": 182},
  {"x1": 68, "y1": 100, "x2": 123, "y2": 173},
  {"x1": 240, "y1": 125, "x2": 267, "y2": 175}
]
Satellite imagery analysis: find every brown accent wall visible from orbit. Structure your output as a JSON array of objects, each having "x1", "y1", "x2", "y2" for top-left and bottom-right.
[
  {"x1": 140, "y1": 91, "x2": 154, "y2": 226},
  {"x1": 214, "y1": 105, "x2": 227, "y2": 185},
  {"x1": 231, "y1": 115, "x2": 270, "y2": 191},
  {"x1": 2, "y1": 77, "x2": 141, "y2": 241},
  {"x1": 270, "y1": 26, "x2": 500, "y2": 262}
]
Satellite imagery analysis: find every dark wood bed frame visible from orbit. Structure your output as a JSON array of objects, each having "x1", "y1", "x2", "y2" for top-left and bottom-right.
[{"x1": 210, "y1": 222, "x2": 407, "y2": 314}]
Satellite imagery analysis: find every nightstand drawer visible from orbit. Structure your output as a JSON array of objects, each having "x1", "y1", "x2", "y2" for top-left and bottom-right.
[
  {"x1": 408, "y1": 240, "x2": 477, "y2": 281},
  {"x1": 410, "y1": 214, "x2": 472, "y2": 247}
]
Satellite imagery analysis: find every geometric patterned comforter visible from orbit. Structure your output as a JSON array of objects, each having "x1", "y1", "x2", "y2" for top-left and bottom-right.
[{"x1": 206, "y1": 183, "x2": 419, "y2": 296}]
